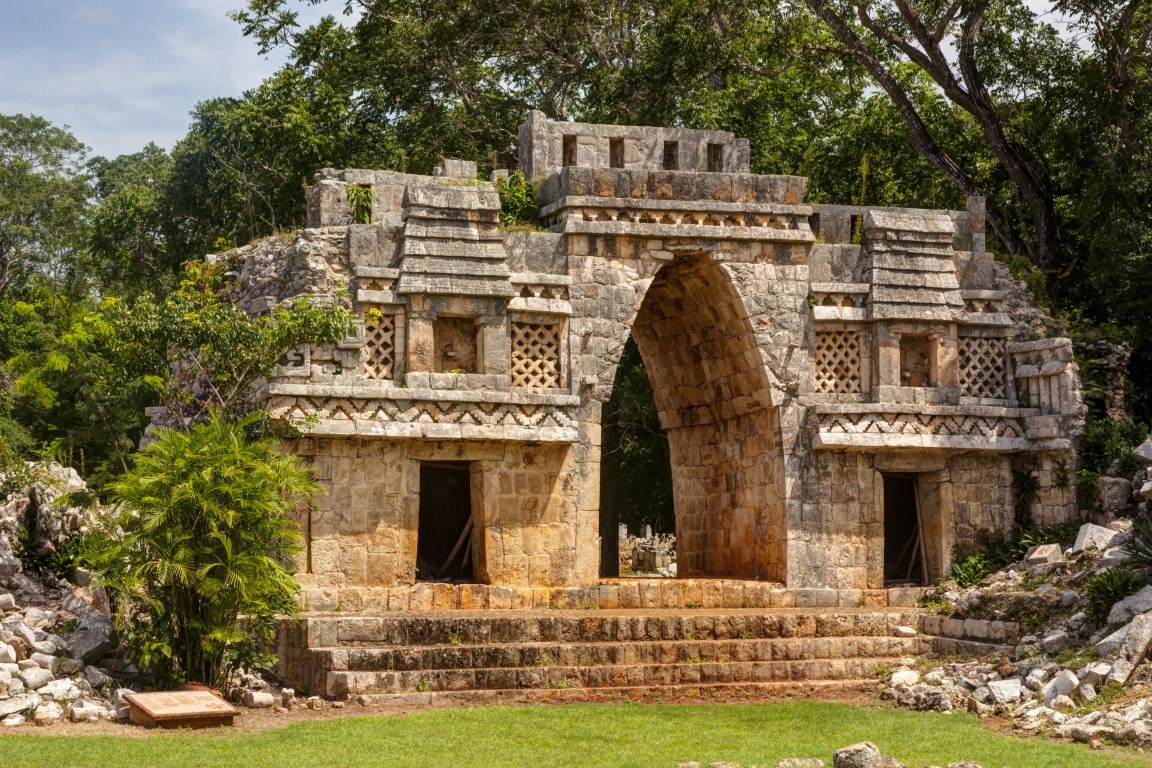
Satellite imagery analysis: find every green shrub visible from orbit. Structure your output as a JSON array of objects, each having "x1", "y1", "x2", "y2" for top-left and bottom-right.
[
  {"x1": 946, "y1": 522, "x2": 1081, "y2": 588},
  {"x1": 345, "y1": 184, "x2": 374, "y2": 225},
  {"x1": 1124, "y1": 513, "x2": 1152, "y2": 574},
  {"x1": 1079, "y1": 418, "x2": 1149, "y2": 475},
  {"x1": 495, "y1": 170, "x2": 540, "y2": 228},
  {"x1": 89, "y1": 411, "x2": 318, "y2": 690},
  {"x1": 1084, "y1": 569, "x2": 1144, "y2": 624},
  {"x1": 950, "y1": 553, "x2": 994, "y2": 588}
]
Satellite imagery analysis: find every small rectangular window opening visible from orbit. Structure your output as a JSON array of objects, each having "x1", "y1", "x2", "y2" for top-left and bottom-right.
[
  {"x1": 562, "y1": 135, "x2": 577, "y2": 167},
  {"x1": 707, "y1": 143, "x2": 725, "y2": 172},
  {"x1": 609, "y1": 138, "x2": 625, "y2": 168},
  {"x1": 900, "y1": 334, "x2": 934, "y2": 387},
  {"x1": 662, "y1": 140, "x2": 679, "y2": 170}
]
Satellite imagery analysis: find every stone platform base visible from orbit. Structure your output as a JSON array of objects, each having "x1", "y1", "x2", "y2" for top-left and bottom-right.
[
  {"x1": 297, "y1": 579, "x2": 928, "y2": 613},
  {"x1": 275, "y1": 604, "x2": 1017, "y2": 700}
]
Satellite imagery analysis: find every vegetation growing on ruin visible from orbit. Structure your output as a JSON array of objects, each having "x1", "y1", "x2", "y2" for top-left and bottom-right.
[{"x1": 86, "y1": 411, "x2": 315, "y2": 690}]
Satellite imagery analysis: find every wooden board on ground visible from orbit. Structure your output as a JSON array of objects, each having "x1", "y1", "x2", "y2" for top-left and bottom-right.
[{"x1": 123, "y1": 690, "x2": 239, "y2": 728}]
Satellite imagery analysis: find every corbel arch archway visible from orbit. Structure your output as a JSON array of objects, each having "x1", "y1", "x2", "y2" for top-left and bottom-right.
[{"x1": 603, "y1": 253, "x2": 787, "y2": 581}]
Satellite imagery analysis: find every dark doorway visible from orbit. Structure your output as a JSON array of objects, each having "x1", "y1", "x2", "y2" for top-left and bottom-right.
[
  {"x1": 417, "y1": 462, "x2": 475, "y2": 582},
  {"x1": 883, "y1": 474, "x2": 924, "y2": 585}
]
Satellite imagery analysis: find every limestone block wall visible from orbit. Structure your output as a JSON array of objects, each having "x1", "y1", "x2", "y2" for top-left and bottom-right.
[
  {"x1": 288, "y1": 437, "x2": 593, "y2": 607},
  {"x1": 792, "y1": 451, "x2": 1024, "y2": 590},
  {"x1": 670, "y1": 408, "x2": 787, "y2": 580}
]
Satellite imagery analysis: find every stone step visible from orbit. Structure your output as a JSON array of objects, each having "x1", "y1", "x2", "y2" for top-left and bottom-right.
[
  {"x1": 328, "y1": 656, "x2": 910, "y2": 697},
  {"x1": 352, "y1": 679, "x2": 874, "y2": 707},
  {"x1": 285, "y1": 609, "x2": 927, "y2": 649},
  {"x1": 318, "y1": 635, "x2": 934, "y2": 673}
]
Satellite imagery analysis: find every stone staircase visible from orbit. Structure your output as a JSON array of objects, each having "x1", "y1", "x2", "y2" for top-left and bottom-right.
[{"x1": 276, "y1": 608, "x2": 953, "y2": 701}]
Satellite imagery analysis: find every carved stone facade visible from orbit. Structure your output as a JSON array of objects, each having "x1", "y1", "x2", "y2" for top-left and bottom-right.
[{"x1": 228, "y1": 112, "x2": 1084, "y2": 610}]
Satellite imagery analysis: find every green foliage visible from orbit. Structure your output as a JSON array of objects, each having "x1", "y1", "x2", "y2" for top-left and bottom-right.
[
  {"x1": 1124, "y1": 513, "x2": 1152, "y2": 575},
  {"x1": 0, "y1": 114, "x2": 91, "y2": 298},
  {"x1": 947, "y1": 522, "x2": 1081, "y2": 588},
  {"x1": 495, "y1": 171, "x2": 540, "y2": 229},
  {"x1": 601, "y1": 338, "x2": 673, "y2": 536},
  {"x1": 1079, "y1": 418, "x2": 1149, "y2": 475},
  {"x1": 89, "y1": 411, "x2": 317, "y2": 689},
  {"x1": 1084, "y1": 568, "x2": 1144, "y2": 625},
  {"x1": 13, "y1": 528, "x2": 92, "y2": 582},
  {"x1": 949, "y1": 553, "x2": 995, "y2": 589},
  {"x1": 1012, "y1": 468, "x2": 1040, "y2": 528},
  {"x1": 345, "y1": 184, "x2": 373, "y2": 225}
]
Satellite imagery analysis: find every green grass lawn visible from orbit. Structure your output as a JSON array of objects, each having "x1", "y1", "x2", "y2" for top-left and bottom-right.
[{"x1": 0, "y1": 702, "x2": 1146, "y2": 768}]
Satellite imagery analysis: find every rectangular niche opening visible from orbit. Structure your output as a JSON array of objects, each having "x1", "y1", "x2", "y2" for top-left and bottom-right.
[
  {"x1": 434, "y1": 316, "x2": 478, "y2": 373},
  {"x1": 900, "y1": 334, "x2": 934, "y2": 387},
  {"x1": 883, "y1": 474, "x2": 924, "y2": 586},
  {"x1": 707, "y1": 143, "x2": 725, "y2": 172},
  {"x1": 609, "y1": 137, "x2": 625, "y2": 168},
  {"x1": 416, "y1": 462, "x2": 476, "y2": 583},
  {"x1": 662, "y1": 140, "x2": 679, "y2": 170},
  {"x1": 562, "y1": 134, "x2": 577, "y2": 167}
]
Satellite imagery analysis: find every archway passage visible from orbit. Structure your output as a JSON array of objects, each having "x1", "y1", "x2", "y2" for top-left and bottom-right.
[{"x1": 628, "y1": 255, "x2": 787, "y2": 581}]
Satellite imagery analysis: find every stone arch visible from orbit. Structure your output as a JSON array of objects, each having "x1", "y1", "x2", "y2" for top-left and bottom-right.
[{"x1": 623, "y1": 254, "x2": 787, "y2": 581}]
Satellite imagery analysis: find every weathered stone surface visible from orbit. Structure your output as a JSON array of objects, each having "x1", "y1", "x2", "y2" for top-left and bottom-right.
[
  {"x1": 1041, "y1": 630, "x2": 1071, "y2": 654},
  {"x1": 0, "y1": 694, "x2": 37, "y2": 718},
  {"x1": 242, "y1": 691, "x2": 276, "y2": 708},
  {"x1": 1109, "y1": 614, "x2": 1152, "y2": 685},
  {"x1": 1108, "y1": 585, "x2": 1152, "y2": 626},
  {"x1": 1097, "y1": 624, "x2": 1131, "y2": 656},
  {"x1": 777, "y1": 760, "x2": 825, "y2": 768},
  {"x1": 16, "y1": 666, "x2": 52, "y2": 690},
  {"x1": 987, "y1": 679, "x2": 1024, "y2": 704},
  {"x1": 833, "y1": 743, "x2": 883, "y2": 768},
  {"x1": 1024, "y1": 543, "x2": 1063, "y2": 564},
  {"x1": 1097, "y1": 477, "x2": 1133, "y2": 512},
  {"x1": 38, "y1": 678, "x2": 82, "y2": 701},
  {"x1": 1133, "y1": 437, "x2": 1152, "y2": 465},
  {"x1": 1041, "y1": 670, "x2": 1079, "y2": 705},
  {"x1": 890, "y1": 669, "x2": 921, "y2": 687},
  {"x1": 1072, "y1": 524, "x2": 1122, "y2": 554}
]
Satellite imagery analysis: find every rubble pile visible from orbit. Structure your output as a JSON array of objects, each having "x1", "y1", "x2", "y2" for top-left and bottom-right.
[{"x1": 885, "y1": 514, "x2": 1152, "y2": 747}]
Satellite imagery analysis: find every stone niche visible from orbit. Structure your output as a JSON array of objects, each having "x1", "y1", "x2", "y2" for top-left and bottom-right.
[{"x1": 433, "y1": 316, "x2": 479, "y2": 373}]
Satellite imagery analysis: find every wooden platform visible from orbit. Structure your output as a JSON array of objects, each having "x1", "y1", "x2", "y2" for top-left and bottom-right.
[{"x1": 123, "y1": 691, "x2": 239, "y2": 729}]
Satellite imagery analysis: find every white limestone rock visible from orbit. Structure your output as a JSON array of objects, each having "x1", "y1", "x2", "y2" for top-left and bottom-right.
[
  {"x1": 832, "y1": 742, "x2": 882, "y2": 768},
  {"x1": 1097, "y1": 623, "x2": 1131, "y2": 656},
  {"x1": 1133, "y1": 437, "x2": 1152, "y2": 465},
  {"x1": 1041, "y1": 669, "x2": 1079, "y2": 705},
  {"x1": 987, "y1": 679, "x2": 1024, "y2": 704},
  {"x1": 1072, "y1": 523, "x2": 1123, "y2": 554},
  {"x1": 1108, "y1": 585, "x2": 1152, "y2": 626},
  {"x1": 1041, "y1": 630, "x2": 1071, "y2": 654},
  {"x1": 32, "y1": 700, "x2": 63, "y2": 725},
  {"x1": 1024, "y1": 543, "x2": 1063, "y2": 565},
  {"x1": 16, "y1": 666, "x2": 52, "y2": 691},
  {"x1": 38, "y1": 678, "x2": 82, "y2": 701},
  {"x1": 1109, "y1": 614, "x2": 1152, "y2": 685},
  {"x1": 242, "y1": 690, "x2": 276, "y2": 708},
  {"x1": 890, "y1": 669, "x2": 921, "y2": 687},
  {"x1": 1098, "y1": 477, "x2": 1133, "y2": 513}
]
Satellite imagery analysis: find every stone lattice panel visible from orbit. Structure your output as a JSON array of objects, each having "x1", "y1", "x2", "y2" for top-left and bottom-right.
[
  {"x1": 511, "y1": 321, "x2": 562, "y2": 388},
  {"x1": 814, "y1": 329, "x2": 863, "y2": 394},
  {"x1": 362, "y1": 309, "x2": 396, "y2": 380},
  {"x1": 959, "y1": 335, "x2": 1007, "y2": 399}
]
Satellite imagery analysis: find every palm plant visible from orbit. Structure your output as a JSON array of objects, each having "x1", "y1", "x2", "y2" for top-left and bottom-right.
[{"x1": 89, "y1": 410, "x2": 317, "y2": 690}]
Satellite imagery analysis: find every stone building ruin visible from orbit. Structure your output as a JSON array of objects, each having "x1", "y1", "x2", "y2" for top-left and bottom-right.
[{"x1": 227, "y1": 111, "x2": 1084, "y2": 618}]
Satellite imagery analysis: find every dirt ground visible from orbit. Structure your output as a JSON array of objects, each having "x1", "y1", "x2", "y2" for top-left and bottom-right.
[{"x1": 2, "y1": 681, "x2": 885, "y2": 738}]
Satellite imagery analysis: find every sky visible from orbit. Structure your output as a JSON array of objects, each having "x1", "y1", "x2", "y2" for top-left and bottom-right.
[
  {"x1": 0, "y1": 0, "x2": 306, "y2": 158},
  {"x1": 1, "y1": 1, "x2": 1073, "y2": 162}
]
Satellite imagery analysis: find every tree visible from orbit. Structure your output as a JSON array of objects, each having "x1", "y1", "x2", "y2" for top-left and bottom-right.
[
  {"x1": 87, "y1": 144, "x2": 179, "y2": 294},
  {"x1": 92, "y1": 411, "x2": 317, "y2": 689},
  {"x1": 0, "y1": 114, "x2": 91, "y2": 297}
]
